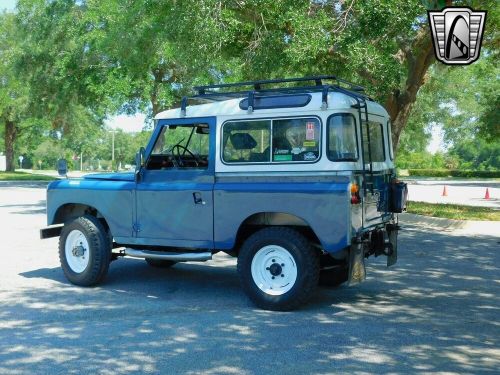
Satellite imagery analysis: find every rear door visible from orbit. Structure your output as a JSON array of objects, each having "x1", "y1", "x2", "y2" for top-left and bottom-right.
[{"x1": 361, "y1": 116, "x2": 393, "y2": 228}]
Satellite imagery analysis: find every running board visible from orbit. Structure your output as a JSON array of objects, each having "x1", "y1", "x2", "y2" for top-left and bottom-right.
[{"x1": 123, "y1": 248, "x2": 212, "y2": 262}]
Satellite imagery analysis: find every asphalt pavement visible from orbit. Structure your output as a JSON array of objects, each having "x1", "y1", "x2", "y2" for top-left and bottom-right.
[{"x1": 0, "y1": 184, "x2": 499, "y2": 374}]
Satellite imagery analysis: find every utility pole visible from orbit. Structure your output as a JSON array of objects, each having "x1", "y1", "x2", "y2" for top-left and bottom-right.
[{"x1": 111, "y1": 130, "x2": 115, "y2": 162}]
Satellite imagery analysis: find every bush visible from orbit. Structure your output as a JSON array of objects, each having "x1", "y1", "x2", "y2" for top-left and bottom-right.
[{"x1": 407, "y1": 169, "x2": 500, "y2": 178}]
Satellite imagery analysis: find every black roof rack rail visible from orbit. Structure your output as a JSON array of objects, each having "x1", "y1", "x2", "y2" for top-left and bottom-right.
[
  {"x1": 193, "y1": 75, "x2": 365, "y2": 96},
  {"x1": 179, "y1": 75, "x2": 371, "y2": 116}
]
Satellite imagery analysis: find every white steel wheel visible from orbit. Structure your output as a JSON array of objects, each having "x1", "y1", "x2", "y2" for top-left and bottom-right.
[
  {"x1": 237, "y1": 227, "x2": 320, "y2": 311},
  {"x1": 64, "y1": 229, "x2": 90, "y2": 273},
  {"x1": 251, "y1": 245, "x2": 298, "y2": 296},
  {"x1": 59, "y1": 215, "x2": 111, "y2": 286}
]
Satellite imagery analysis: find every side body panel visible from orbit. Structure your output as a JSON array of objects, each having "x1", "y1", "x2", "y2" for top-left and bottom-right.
[
  {"x1": 47, "y1": 179, "x2": 135, "y2": 238},
  {"x1": 214, "y1": 174, "x2": 351, "y2": 253}
]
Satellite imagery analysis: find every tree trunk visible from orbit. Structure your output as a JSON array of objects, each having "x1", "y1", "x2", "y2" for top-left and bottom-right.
[
  {"x1": 385, "y1": 28, "x2": 436, "y2": 152},
  {"x1": 385, "y1": 0, "x2": 452, "y2": 152},
  {"x1": 4, "y1": 119, "x2": 17, "y2": 172}
]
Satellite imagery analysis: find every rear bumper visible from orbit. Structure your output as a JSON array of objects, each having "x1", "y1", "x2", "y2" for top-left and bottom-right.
[{"x1": 40, "y1": 225, "x2": 63, "y2": 239}]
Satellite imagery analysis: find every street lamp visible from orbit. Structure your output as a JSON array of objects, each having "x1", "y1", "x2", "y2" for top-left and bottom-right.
[{"x1": 110, "y1": 129, "x2": 116, "y2": 162}]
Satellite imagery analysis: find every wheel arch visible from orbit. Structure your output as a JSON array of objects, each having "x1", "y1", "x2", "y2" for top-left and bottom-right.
[
  {"x1": 231, "y1": 211, "x2": 323, "y2": 253},
  {"x1": 52, "y1": 203, "x2": 111, "y2": 232}
]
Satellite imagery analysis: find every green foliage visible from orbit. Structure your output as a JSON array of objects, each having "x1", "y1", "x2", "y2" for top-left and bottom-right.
[
  {"x1": 396, "y1": 151, "x2": 447, "y2": 169},
  {"x1": 407, "y1": 169, "x2": 500, "y2": 178},
  {"x1": 407, "y1": 201, "x2": 500, "y2": 221},
  {"x1": 449, "y1": 138, "x2": 500, "y2": 170},
  {"x1": 1, "y1": 0, "x2": 498, "y2": 173},
  {"x1": 0, "y1": 171, "x2": 55, "y2": 181}
]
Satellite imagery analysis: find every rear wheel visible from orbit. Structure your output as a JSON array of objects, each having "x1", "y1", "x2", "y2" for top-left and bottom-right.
[
  {"x1": 59, "y1": 215, "x2": 111, "y2": 286},
  {"x1": 145, "y1": 258, "x2": 176, "y2": 268},
  {"x1": 237, "y1": 227, "x2": 320, "y2": 311}
]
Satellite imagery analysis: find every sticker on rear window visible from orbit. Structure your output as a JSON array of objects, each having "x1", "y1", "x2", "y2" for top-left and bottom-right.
[
  {"x1": 306, "y1": 122, "x2": 315, "y2": 140},
  {"x1": 274, "y1": 154, "x2": 293, "y2": 161},
  {"x1": 303, "y1": 152, "x2": 317, "y2": 161},
  {"x1": 303, "y1": 141, "x2": 316, "y2": 147}
]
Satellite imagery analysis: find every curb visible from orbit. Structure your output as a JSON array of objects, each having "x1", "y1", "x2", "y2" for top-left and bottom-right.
[
  {"x1": 399, "y1": 213, "x2": 498, "y2": 236},
  {"x1": 0, "y1": 181, "x2": 52, "y2": 187}
]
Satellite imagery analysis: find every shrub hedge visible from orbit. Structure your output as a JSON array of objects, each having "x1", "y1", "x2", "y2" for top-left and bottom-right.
[{"x1": 407, "y1": 169, "x2": 500, "y2": 178}]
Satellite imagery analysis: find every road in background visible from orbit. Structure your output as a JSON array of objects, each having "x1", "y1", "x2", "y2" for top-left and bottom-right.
[
  {"x1": 11, "y1": 170, "x2": 500, "y2": 209},
  {"x1": 0, "y1": 184, "x2": 499, "y2": 374},
  {"x1": 404, "y1": 179, "x2": 499, "y2": 208}
]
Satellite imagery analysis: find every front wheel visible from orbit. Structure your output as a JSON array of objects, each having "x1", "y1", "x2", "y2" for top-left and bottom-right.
[
  {"x1": 59, "y1": 215, "x2": 111, "y2": 286},
  {"x1": 237, "y1": 227, "x2": 320, "y2": 311}
]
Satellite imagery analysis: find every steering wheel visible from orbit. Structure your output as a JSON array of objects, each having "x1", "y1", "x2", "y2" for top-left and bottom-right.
[{"x1": 172, "y1": 144, "x2": 200, "y2": 167}]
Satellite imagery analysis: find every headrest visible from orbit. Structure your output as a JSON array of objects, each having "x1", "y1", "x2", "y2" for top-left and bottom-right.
[{"x1": 230, "y1": 133, "x2": 257, "y2": 150}]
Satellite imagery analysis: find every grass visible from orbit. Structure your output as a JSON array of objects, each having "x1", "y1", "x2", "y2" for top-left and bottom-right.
[
  {"x1": 0, "y1": 171, "x2": 56, "y2": 181},
  {"x1": 407, "y1": 201, "x2": 499, "y2": 221}
]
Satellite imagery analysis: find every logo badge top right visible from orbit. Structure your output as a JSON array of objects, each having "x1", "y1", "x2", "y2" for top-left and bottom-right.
[{"x1": 428, "y1": 7, "x2": 487, "y2": 65}]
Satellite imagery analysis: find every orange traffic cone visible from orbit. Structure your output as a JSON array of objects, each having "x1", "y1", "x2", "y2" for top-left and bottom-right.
[
  {"x1": 484, "y1": 188, "x2": 490, "y2": 200},
  {"x1": 442, "y1": 185, "x2": 448, "y2": 197}
]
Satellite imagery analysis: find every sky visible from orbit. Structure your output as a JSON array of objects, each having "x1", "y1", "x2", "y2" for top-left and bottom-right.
[
  {"x1": 0, "y1": 0, "x2": 16, "y2": 12},
  {"x1": 104, "y1": 113, "x2": 147, "y2": 132}
]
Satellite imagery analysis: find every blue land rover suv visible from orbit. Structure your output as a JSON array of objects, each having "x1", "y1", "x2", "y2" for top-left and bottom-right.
[{"x1": 41, "y1": 76, "x2": 407, "y2": 311}]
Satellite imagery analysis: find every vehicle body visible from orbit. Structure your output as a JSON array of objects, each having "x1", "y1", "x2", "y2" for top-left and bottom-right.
[{"x1": 41, "y1": 76, "x2": 407, "y2": 311}]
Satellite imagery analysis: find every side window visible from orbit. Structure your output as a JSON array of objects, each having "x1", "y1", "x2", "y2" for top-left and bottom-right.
[
  {"x1": 222, "y1": 117, "x2": 321, "y2": 164},
  {"x1": 387, "y1": 121, "x2": 394, "y2": 160},
  {"x1": 272, "y1": 118, "x2": 320, "y2": 162},
  {"x1": 328, "y1": 114, "x2": 358, "y2": 161},
  {"x1": 222, "y1": 120, "x2": 271, "y2": 163},
  {"x1": 362, "y1": 121, "x2": 385, "y2": 163},
  {"x1": 147, "y1": 124, "x2": 210, "y2": 170}
]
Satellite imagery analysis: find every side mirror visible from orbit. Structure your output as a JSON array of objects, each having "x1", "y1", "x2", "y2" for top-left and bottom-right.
[
  {"x1": 134, "y1": 147, "x2": 145, "y2": 182},
  {"x1": 57, "y1": 159, "x2": 68, "y2": 177}
]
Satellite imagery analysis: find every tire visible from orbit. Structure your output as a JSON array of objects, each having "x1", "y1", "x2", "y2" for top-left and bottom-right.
[
  {"x1": 145, "y1": 258, "x2": 176, "y2": 268},
  {"x1": 319, "y1": 266, "x2": 349, "y2": 287},
  {"x1": 237, "y1": 227, "x2": 320, "y2": 311},
  {"x1": 59, "y1": 215, "x2": 112, "y2": 286}
]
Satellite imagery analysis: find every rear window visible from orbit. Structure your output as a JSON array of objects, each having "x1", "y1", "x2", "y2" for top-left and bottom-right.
[
  {"x1": 328, "y1": 113, "x2": 358, "y2": 161},
  {"x1": 387, "y1": 121, "x2": 394, "y2": 160},
  {"x1": 222, "y1": 117, "x2": 321, "y2": 163},
  {"x1": 362, "y1": 121, "x2": 385, "y2": 162}
]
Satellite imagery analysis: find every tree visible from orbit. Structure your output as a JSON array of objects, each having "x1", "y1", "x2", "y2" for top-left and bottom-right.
[
  {"x1": 0, "y1": 12, "x2": 30, "y2": 171},
  {"x1": 199, "y1": 0, "x2": 498, "y2": 152},
  {"x1": 80, "y1": 0, "x2": 233, "y2": 117}
]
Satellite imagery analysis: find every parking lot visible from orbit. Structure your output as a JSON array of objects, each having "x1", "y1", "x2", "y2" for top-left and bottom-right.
[{"x1": 0, "y1": 182, "x2": 499, "y2": 374}]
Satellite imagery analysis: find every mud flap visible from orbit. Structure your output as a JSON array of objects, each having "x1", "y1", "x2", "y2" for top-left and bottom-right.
[
  {"x1": 347, "y1": 241, "x2": 366, "y2": 286},
  {"x1": 386, "y1": 225, "x2": 398, "y2": 267}
]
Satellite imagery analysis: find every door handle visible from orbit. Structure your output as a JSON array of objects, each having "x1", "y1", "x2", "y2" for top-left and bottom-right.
[{"x1": 192, "y1": 192, "x2": 205, "y2": 205}]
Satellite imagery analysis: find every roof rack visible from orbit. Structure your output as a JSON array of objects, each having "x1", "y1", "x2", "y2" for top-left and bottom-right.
[{"x1": 180, "y1": 75, "x2": 371, "y2": 116}]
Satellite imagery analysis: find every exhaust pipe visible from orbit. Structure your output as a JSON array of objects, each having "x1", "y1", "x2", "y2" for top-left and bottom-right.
[{"x1": 124, "y1": 248, "x2": 212, "y2": 262}]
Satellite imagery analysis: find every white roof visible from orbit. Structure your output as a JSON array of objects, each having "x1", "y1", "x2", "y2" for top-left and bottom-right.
[{"x1": 154, "y1": 91, "x2": 389, "y2": 120}]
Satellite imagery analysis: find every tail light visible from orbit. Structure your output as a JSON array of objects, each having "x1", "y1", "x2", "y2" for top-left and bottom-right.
[{"x1": 350, "y1": 182, "x2": 361, "y2": 204}]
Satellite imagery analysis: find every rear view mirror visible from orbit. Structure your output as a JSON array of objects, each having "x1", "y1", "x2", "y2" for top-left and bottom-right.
[
  {"x1": 57, "y1": 159, "x2": 68, "y2": 177},
  {"x1": 135, "y1": 147, "x2": 145, "y2": 182},
  {"x1": 196, "y1": 126, "x2": 210, "y2": 135}
]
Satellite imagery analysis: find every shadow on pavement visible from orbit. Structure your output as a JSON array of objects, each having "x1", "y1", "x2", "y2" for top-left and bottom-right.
[
  {"x1": 1, "y1": 226, "x2": 499, "y2": 374},
  {"x1": 0, "y1": 200, "x2": 46, "y2": 215}
]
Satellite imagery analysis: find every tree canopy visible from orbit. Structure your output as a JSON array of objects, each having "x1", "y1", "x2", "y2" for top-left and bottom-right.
[{"x1": 0, "y1": 0, "x2": 498, "y2": 171}]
